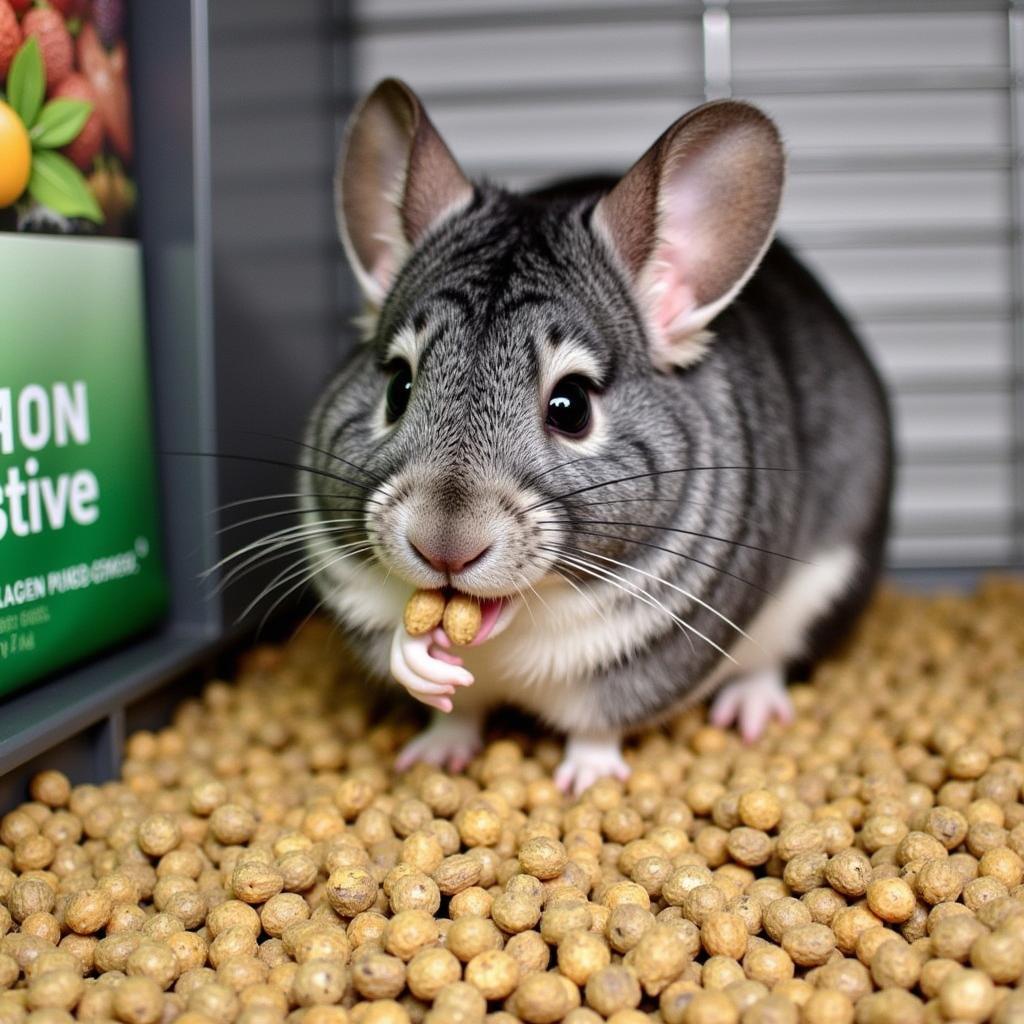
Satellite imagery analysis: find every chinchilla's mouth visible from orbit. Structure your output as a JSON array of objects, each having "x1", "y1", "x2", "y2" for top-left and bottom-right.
[{"x1": 472, "y1": 597, "x2": 506, "y2": 644}]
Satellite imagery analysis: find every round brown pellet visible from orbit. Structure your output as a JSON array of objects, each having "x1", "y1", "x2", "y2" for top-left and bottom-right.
[
  {"x1": 291, "y1": 959, "x2": 348, "y2": 1008},
  {"x1": 558, "y1": 931, "x2": 610, "y2": 986},
  {"x1": 406, "y1": 947, "x2": 461, "y2": 1001},
  {"x1": 114, "y1": 976, "x2": 165, "y2": 1024},
  {"x1": 865, "y1": 878, "x2": 916, "y2": 923},
  {"x1": 802, "y1": 989, "x2": 854, "y2": 1024},
  {"x1": 446, "y1": 914, "x2": 503, "y2": 962},
  {"x1": 585, "y1": 965, "x2": 640, "y2": 1017},
  {"x1": 869, "y1": 939, "x2": 920, "y2": 990},
  {"x1": 63, "y1": 889, "x2": 112, "y2": 936},
  {"x1": 464, "y1": 949, "x2": 518, "y2": 1000},
  {"x1": 29, "y1": 773, "x2": 71, "y2": 809},
  {"x1": 781, "y1": 924, "x2": 836, "y2": 967},
  {"x1": 938, "y1": 967, "x2": 996, "y2": 1023},
  {"x1": 702, "y1": 913, "x2": 749, "y2": 960}
]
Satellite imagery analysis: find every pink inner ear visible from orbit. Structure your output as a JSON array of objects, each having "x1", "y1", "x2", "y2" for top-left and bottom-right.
[
  {"x1": 649, "y1": 246, "x2": 698, "y2": 334},
  {"x1": 369, "y1": 247, "x2": 397, "y2": 294},
  {"x1": 640, "y1": 161, "x2": 721, "y2": 356}
]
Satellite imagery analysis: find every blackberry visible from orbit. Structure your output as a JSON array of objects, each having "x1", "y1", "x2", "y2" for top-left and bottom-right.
[{"x1": 91, "y1": 0, "x2": 124, "y2": 49}]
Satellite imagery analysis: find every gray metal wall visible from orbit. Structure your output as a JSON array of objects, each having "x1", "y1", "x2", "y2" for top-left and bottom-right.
[{"x1": 207, "y1": 0, "x2": 344, "y2": 623}]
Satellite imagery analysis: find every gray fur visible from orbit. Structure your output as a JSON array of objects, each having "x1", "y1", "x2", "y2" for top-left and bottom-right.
[{"x1": 300, "y1": 97, "x2": 893, "y2": 734}]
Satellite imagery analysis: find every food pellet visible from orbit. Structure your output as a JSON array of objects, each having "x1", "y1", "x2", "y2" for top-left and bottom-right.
[
  {"x1": 442, "y1": 594, "x2": 482, "y2": 647},
  {"x1": 2, "y1": 583, "x2": 1024, "y2": 1021},
  {"x1": 403, "y1": 590, "x2": 446, "y2": 638}
]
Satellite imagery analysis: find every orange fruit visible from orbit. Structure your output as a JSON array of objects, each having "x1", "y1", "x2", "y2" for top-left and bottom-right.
[{"x1": 0, "y1": 100, "x2": 31, "y2": 208}]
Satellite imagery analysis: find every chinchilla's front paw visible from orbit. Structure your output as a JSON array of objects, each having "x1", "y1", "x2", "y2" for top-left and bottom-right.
[
  {"x1": 389, "y1": 624, "x2": 474, "y2": 713},
  {"x1": 395, "y1": 709, "x2": 483, "y2": 773},
  {"x1": 555, "y1": 732, "x2": 630, "y2": 796},
  {"x1": 709, "y1": 666, "x2": 793, "y2": 744}
]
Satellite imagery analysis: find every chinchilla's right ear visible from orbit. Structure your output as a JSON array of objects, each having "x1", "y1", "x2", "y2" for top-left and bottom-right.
[
  {"x1": 594, "y1": 100, "x2": 785, "y2": 371},
  {"x1": 336, "y1": 78, "x2": 473, "y2": 309}
]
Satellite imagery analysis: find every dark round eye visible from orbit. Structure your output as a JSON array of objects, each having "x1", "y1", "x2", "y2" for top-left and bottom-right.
[
  {"x1": 385, "y1": 361, "x2": 413, "y2": 422},
  {"x1": 546, "y1": 375, "x2": 591, "y2": 437}
]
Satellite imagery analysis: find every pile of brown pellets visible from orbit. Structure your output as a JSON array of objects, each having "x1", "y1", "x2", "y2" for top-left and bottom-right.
[{"x1": 3, "y1": 580, "x2": 1024, "y2": 1024}]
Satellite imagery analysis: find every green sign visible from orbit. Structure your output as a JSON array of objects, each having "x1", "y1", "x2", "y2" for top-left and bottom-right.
[{"x1": 0, "y1": 234, "x2": 166, "y2": 695}]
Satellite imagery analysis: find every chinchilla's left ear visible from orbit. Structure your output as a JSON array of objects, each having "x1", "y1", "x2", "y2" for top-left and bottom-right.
[
  {"x1": 336, "y1": 78, "x2": 473, "y2": 308},
  {"x1": 593, "y1": 100, "x2": 785, "y2": 371}
]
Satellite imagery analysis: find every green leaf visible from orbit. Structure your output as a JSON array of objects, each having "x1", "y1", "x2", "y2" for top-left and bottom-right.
[
  {"x1": 27, "y1": 150, "x2": 104, "y2": 223},
  {"x1": 30, "y1": 99, "x2": 94, "y2": 149},
  {"x1": 7, "y1": 38, "x2": 45, "y2": 129}
]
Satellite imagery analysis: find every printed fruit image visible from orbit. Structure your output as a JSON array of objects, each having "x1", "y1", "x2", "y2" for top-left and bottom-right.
[
  {"x1": 0, "y1": 0, "x2": 136, "y2": 235},
  {"x1": 48, "y1": 0, "x2": 84, "y2": 17},
  {"x1": 76, "y1": 22, "x2": 131, "y2": 160},
  {"x1": 52, "y1": 73, "x2": 102, "y2": 170},
  {"x1": 0, "y1": 0, "x2": 21, "y2": 78},
  {"x1": 0, "y1": 99, "x2": 31, "y2": 207},
  {"x1": 0, "y1": 38, "x2": 102, "y2": 222},
  {"x1": 20, "y1": 8, "x2": 73, "y2": 90}
]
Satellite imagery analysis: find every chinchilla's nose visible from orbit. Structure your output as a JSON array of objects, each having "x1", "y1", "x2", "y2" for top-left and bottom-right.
[{"x1": 407, "y1": 534, "x2": 491, "y2": 575}]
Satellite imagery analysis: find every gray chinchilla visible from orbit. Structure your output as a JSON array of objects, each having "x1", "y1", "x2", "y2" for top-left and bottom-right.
[{"x1": 299, "y1": 79, "x2": 893, "y2": 793}]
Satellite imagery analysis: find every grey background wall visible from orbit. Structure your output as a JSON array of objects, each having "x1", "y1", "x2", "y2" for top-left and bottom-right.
[{"x1": 205, "y1": 0, "x2": 342, "y2": 622}]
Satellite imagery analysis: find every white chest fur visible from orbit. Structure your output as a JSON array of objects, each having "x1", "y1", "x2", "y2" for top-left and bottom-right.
[{"x1": 318, "y1": 534, "x2": 857, "y2": 731}]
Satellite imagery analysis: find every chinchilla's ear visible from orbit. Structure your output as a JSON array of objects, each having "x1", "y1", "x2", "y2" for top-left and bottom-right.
[
  {"x1": 594, "y1": 100, "x2": 784, "y2": 370},
  {"x1": 337, "y1": 78, "x2": 473, "y2": 307}
]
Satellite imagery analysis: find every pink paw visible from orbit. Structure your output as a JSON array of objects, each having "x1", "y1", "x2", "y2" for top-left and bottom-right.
[
  {"x1": 389, "y1": 625, "x2": 474, "y2": 714},
  {"x1": 709, "y1": 667, "x2": 793, "y2": 743},
  {"x1": 395, "y1": 712, "x2": 483, "y2": 774},
  {"x1": 555, "y1": 734, "x2": 629, "y2": 797}
]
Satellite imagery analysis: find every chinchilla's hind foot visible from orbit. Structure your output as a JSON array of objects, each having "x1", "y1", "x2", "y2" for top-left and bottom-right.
[
  {"x1": 555, "y1": 731, "x2": 629, "y2": 797},
  {"x1": 394, "y1": 708, "x2": 484, "y2": 774},
  {"x1": 709, "y1": 666, "x2": 794, "y2": 744}
]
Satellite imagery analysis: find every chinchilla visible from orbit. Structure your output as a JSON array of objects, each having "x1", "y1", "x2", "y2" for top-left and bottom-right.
[{"x1": 298, "y1": 78, "x2": 893, "y2": 792}]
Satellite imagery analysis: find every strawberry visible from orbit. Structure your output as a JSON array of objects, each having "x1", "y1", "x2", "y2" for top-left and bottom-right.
[
  {"x1": 52, "y1": 73, "x2": 102, "y2": 170},
  {"x1": 76, "y1": 22, "x2": 130, "y2": 159},
  {"x1": 21, "y1": 8, "x2": 72, "y2": 89},
  {"x1": 49, "y1": 0, "x2": 82, "y2": 17},
  {"x1": 0, "y1": 0, "x2": 21, "y2": 80},
  {"x1": 7, "y1": 0, "x2": 30, "y2": 15}
]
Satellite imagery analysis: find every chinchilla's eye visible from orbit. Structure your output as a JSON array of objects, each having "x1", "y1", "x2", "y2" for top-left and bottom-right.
[
  {"x1": 385, "y1": 360, "x2": 413, "y2": 422},
  {"x1": 546, "y1": 375, "x2": 591, "y2": 437}
]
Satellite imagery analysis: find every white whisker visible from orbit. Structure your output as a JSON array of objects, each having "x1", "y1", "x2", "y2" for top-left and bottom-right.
[
  {"x1": 210, "y1": 541, "x2": 313, "y2": 594},
  {"x1": 238, "y1": 542, "x2": 374, "y2": 624},
  {"x1": 556, "y1": 543, "x2": 757, "y2": 650},
  {"x1": 216, "y1": 503, "x2": 366, "y2": 536},
  {"x1": 212, "y1": 490, "x2": 342, "y2": 515},
  {"x1": 257, "y1": 546, "x2": 378, "y2": 634},
  {"x1": 512, "y1": 572, "x2": 539, "y2": 629},
  {"x1": 548, "y1": 565, "x2": 611, "y2": 629},
  {"x1": 545, "y1": 548, "x2": 735, "y2": 664},
  {"x1": 553, "y1": 549, "x2": 695, "y2": 657},
  {"x1": 214, "y1": 530, "x2": 367, "y2": 591},
  {"x1": 202, "y1": 517, "x2": 369, "y2": 576}
]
